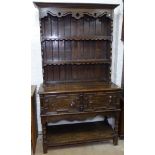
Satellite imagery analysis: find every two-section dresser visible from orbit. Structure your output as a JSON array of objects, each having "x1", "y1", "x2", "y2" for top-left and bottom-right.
[{"x1": 34, "y1": 2, "x2": 122, "y2": 153}]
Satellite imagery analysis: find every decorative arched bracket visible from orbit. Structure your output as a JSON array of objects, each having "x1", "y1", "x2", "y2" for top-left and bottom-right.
[{"x1": 40, "y1": 8, "x2": 113, "y2": 20}]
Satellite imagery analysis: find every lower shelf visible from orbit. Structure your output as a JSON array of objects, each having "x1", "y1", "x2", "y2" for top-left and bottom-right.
[{"x1": 47, "y1": 121, "x2": 114, "y2": 147}]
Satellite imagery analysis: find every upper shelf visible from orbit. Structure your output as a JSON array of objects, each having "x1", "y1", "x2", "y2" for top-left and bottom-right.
[{"x1": 41, "y1": 36, "x2": 112, "y2": 42}]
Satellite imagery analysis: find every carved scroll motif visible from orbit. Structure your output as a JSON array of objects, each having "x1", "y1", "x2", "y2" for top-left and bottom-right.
[{"x1": 40, "y1": 8, "x2": 113, "y2": 19}]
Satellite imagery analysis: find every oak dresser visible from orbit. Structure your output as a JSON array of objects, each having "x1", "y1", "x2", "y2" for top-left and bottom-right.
[{"x1": 34, "y1": 2, "x2": 121, "y2": 153}]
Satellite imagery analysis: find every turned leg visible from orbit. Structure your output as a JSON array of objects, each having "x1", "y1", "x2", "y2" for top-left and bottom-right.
[
  {"x1": 113, "y1": 112, "x2": 120, "y2": 145},
  {"x1": 42, "y1": 123, "x2": 48, "y2": 154}
]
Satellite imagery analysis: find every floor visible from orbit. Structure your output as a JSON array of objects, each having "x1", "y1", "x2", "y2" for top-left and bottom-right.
[{"x1": 35, "y1": 135, "x2": 124, "y2": 155}]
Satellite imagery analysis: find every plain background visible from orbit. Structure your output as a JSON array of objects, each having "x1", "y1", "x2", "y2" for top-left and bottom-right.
[{"x1": 0, "y1": 0, "x2": 155, "y2": 155}]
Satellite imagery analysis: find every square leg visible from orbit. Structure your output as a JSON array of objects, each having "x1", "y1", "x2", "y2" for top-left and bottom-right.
[
  {"x1": 113, "y1": 112, "x2": 120, "y2": 145},
  {"x1": 42, "y1": 123, "x2": 48, "y2": 154},
  {"x1": 113, "y1": 135, "x2": 118, "y2": 145}
]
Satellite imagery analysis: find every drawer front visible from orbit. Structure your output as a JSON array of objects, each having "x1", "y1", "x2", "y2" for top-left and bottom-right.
[
  {"x1": 41, "y1": 92, "x2": 120, "y2": 114},
  {"x1": 42, "y1": 94, "x2": 82, "y2": 113},
  {"x1": 84, "y1": 92, "x2": 120, "y2": 111}
]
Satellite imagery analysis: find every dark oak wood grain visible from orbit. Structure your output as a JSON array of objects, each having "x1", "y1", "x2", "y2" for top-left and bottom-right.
[
  {"x1": 31, "y1": 85, "x2": 38, "y2": 154},
  {"x1": 47, "y1": 120, "x2": 114, "y2": 147},
  {"x1": 119, "y1": 96, "x2": 124, "y2": 139},
  {"x1": 39, "y1": 82, "x2": 121, "y2": 94},
  {"x1": 35, "y1": 2, "x2": 120, "y2": 153},
  {"x1": 119, "y1": 60, "x2": 124, "y2": 139}
]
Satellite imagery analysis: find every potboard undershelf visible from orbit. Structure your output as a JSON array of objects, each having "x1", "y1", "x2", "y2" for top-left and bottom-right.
[{"x1": 47, "y1": 121, "x2": 114, "y2": 147}]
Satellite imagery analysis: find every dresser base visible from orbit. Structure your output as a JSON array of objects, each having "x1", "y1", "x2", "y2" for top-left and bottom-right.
[{"x1": 39, "y1": 82, "x2": 121, "y2": 153}]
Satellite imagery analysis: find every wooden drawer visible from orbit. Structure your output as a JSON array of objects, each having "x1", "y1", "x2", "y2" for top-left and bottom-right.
[
  {"x1": 41, "y1": 92, "x2": 120, "y2": 114},
  {"x1": 42, "y1": 94, "x2": 82, "y2": 113},
  {"x1": 84, "y1": 92, "x2": 120, "y2": 111}
]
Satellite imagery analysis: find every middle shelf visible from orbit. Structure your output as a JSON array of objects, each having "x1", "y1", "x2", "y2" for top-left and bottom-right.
[
  {"x1": 41, "y1": 40, "x2": 111, "y2": 62},
  {"x1": 43, "y1": 59, "x2": 111, "y2": 66},
  {"x1": 41, "y1": 35, "x2": 112, "y2": 42}
]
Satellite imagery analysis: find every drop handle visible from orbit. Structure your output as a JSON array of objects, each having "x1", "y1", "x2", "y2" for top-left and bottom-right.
[
  {"x1": 70, "y1": 101, "x2": 75, "y2": 107},
  {"x1": 109, "y1": 96, "x2": 112, "y2": 103},
  {"x1": 79, "y1": 105, "x2": 84, "y2": 112},
  {"x1": 89, "y1": 101, "x2": 93, "y2": 104}
]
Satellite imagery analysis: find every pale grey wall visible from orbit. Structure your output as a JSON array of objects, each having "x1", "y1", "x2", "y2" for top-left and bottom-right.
[{"x1": 31, "y1": 0, "x2": 124, "y2": 132}]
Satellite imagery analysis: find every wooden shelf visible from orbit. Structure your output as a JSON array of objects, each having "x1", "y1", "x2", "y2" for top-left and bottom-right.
[
  {"x1": 43, "y1": 59, "x2": 111, "y2": 66},
  {"x1": 47, "y1": 121, "x2": 114, "y2": 147},
  {"x1": 41, "y1": 36, "x2": 112, "y2": 42}
]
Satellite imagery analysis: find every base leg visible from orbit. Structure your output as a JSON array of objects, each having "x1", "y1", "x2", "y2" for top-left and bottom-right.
[
  {"x1": 43, "y1": 143, "x2": 47, "y2": 154},
  {"x1": 42, "y1": 123, "x2": 48, "y2": 154},
  {"x1": 113, "y1": 112, "x2": 120, "y2": 146},
  {"x1": 113, "y1": 135, "x2": 118, "y2": 145}
]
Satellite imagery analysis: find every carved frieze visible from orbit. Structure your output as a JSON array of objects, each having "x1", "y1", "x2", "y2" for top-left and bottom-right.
[{"x1": 40, "y1": 8, "x2": 113, "y2": 19}]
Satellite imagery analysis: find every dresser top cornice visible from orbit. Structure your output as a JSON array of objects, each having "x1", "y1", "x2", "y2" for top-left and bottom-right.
[{"x1": 34, "y1": 2, "x2": 119, "y2": 9}]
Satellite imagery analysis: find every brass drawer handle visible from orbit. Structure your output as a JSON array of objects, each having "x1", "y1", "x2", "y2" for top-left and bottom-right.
[
  {"x1": 89, "y1": 101, "x2": 93, "y2": 104},
  {"x1": 70, "y1": 101, "x2": 75, "y2": 107}
]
